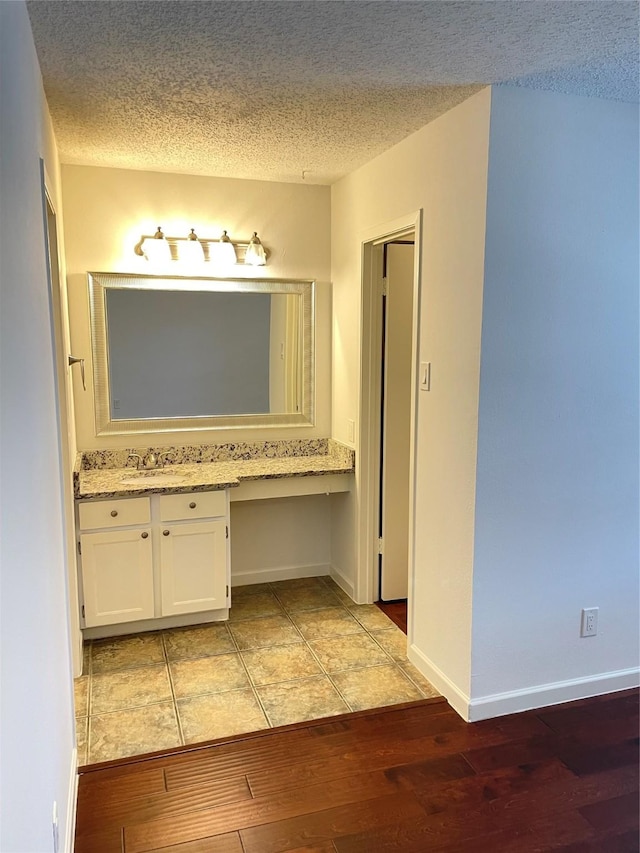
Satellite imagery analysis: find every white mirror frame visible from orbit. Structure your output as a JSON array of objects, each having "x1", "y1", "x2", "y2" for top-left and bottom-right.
[{"x1": 88, "y1": 272, "x2": 315, "y2": 435}]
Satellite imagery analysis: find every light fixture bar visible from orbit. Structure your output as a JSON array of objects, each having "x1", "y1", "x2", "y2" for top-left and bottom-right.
[{"x1": 134, "y1": 231, "x2": 269, "y2": 264}]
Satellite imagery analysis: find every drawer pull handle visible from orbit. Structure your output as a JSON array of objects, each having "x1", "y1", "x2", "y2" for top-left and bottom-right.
[
  {"x1": 163, "y1": 529, "x2": 170, "y2": 536},
  {"x1": 141, "y1": 531, "x2": 149, "y2": 539},
  {"x1": 189, "y1": 501, "x2": 197, "y2": 509},
  {"x1": 110, "y1": 510, "x2": 118, "y2": 517}
]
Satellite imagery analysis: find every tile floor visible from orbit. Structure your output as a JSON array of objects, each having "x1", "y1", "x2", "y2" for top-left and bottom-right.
[{"x1": 74, "y1": 576, "x2": 439, "y2": 765}]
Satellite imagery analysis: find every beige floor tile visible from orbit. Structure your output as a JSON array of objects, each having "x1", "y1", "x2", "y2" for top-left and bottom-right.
[
  {"x1": 76, "y1": 716, "x2": 88, "y2": 766},
  {"x1": 290, "y1": 606, "x2": 364, "y2": 641},
  {"x1": 163, "y1": 623, "x2": 235, "y2": 661},
  {"x1": 170, "y1": 653, "x2": 249, "y2": 698},
  {"x1": 228, "y1": 614, "x2": 303, "y2": 650},
  {"x1": 91, "y1": 632, "x2": 165, "y2": 673},
  {"x1": 309, "y1": 634, "x2": 391, "y2": 673},
  {"x1": 178, "y1": 690, "x2": 268, "y2": 743},
  {"x1": 241, "y1": 643, "x2": 322, "y2": 686},
  {"x1": 257, "y1": 676, "x2": 349, "y2": 727},
  {"x1": 370, "y1": 627, "x2": 409, "y2": 662},
  {"x1": 399, "y1": 662, "x2": 441, "y2": 698},
  {"x1": 321, "y1": 578, "x2": 356, "y2": 607},
  {"x1": 349, "y1": 604, "x2": 396, "y2": 631},
  {"x1": 91, "y1": 664, "x2": 172, "y2": 714},
  {"x1": 74, "y1": 675, "x2": 89, "y2": 716},
  {"x1": 229, "y1": 590, "x2": 284, "y2": 621},
  {"x1": 89, "y1": 702, "x2": 180, "y2": 763},
  {"x1": 331, "y1": 664, "x2": 424, "y2": 712},
  {"x1": 82, "y1": 643, "x2": 91, "y2": 676},
  {"x1": 273, "y1": 584, "x2": 342, "y2": 613}
]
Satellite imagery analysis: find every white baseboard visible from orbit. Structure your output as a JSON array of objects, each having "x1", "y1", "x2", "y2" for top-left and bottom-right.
[
  {"x1": 407, "y1": 649, "x2": 639, "y2": 723},
  {"x1": 64, "y1": 747, "x2": 78, "y2": 853},
  {"x1": 231, "y1": 563, "x2": 331, "y2": 587},
  {"x1": 468, "y1": 667, "x2": 640, "y2": 722},
  {"x1": 329, "y1": 565, "x2": 355, "y2": 601},
  {"x1": 408, "y1": 644, "x2": 471, "y2": 720}
]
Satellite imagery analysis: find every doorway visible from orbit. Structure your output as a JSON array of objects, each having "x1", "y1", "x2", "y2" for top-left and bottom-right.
[{"x1": 356, "y1": 211, "x2": 421, "y2": 642}]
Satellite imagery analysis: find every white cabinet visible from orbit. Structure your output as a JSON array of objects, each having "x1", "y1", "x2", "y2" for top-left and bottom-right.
[
  {"x1": 80, "y1": 528, "x2": 154, "y2": 627},
  {"x1": 77, "y1": 490, "x2": 230, "y2": 634},
  {"x1": 160, "y1": 520, "x2": 227, "y2": 615}
]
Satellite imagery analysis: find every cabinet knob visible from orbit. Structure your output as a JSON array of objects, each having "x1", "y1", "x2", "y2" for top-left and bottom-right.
[
  {"x1": 110, "y1": 510, "x2": 118, "y2": 517},
  {"x1": 141, "y1": 531, "x2": 149, "y2": 539},
  {"x1": 163, "y1": 529, "x2": 170, "y2": 536},
  {"x1": 189, "y1": 501, "x2": 196, "y2": 509}
]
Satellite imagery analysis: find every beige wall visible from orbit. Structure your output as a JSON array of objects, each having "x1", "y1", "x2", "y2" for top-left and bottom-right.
[
  {"x1": 331, "y1": 88, "x2": 492, "y2": 705},
  {"x1": 61, "y1": 165, "x2": 331, "y2": 449}
]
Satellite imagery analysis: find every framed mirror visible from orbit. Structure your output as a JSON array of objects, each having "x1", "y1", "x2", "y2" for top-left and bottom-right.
[{"x1": 88, "y1": 272, "x2": 315, "y2": 435}]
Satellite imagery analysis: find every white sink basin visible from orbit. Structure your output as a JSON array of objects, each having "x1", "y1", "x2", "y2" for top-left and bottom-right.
[{"x1": 120, "y1": 471, "x2": 187, "y2": 486}]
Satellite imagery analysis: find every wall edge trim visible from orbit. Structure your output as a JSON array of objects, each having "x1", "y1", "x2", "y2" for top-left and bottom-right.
[
  {"x1": 468, "y1": 667, "x2": 640, "y2": 722},
  {"x1": 408, "y1": 643, "x2": 471, "y2": 721},
  {"x1": 65, "y1": 747, "x2": 78, "y2": 853},
  {"x1": 329, "y1": 564, "x2": 355, "y2": 601}
]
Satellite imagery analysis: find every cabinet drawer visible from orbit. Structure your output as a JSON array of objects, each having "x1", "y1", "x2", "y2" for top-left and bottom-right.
[
  {"x1": 78, "y1": 497, "x2": 151, "y2": 530},
  {"x1": 159, "y1": 490, "x2": 227, "y2": 521}
]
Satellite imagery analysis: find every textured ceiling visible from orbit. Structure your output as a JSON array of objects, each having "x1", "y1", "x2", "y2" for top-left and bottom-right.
[{"x1": 27, "y1": 1, "x2": 639, "y2": 185}]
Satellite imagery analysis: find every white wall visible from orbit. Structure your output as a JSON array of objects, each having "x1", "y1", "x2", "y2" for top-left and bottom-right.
[
  {"x1": 61, "y1": 165, "x2": 331, "y2": 449},
  {"x1": 0, "y1": 3, "x2": 76, "y2": 849},
  {"x1": 471, "y1": 87, "x2": 640, "y2": 711},
  {"x1": 331, "y1": 89, "x2": 492, "y2": 702}
]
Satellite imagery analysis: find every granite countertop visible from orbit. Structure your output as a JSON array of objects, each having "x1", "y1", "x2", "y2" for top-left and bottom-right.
[{"x1": 76, "y1": 442, "x2": 354, "y2": 501}]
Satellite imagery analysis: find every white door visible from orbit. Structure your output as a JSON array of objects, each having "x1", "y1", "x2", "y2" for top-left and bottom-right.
[
  {"x1": 80, "y1": 529, "x2": 154, "y2": 627},
  {"x1": 160, "y1": 520, "x2": 228, "y2": 616},
  {"x1": 380, "y1": 241, "x2": 415, "y2": 601}
]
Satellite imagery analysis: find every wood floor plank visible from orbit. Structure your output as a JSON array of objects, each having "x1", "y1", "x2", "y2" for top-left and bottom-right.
[
  {"x1": 74, "y1": 826, "x2": 124, "y2": 853},
  {"x1": 77, "y1": 776, "x2": 252, "y2": 835},
  {"x1": 145, "y1": 832, "x2": 244, "y2": 853},
  {"x1": 555, "y1": 828, "x2": 640, "y2": 853},
  {"x1": 240, "y1": 791, "x2": 426, "y2": 853},
  {"x1": 123, "y1": 770, "x2": 399, "y2": 852},
  {"x1": 78, "y1": 767, "x2": 166, "y2": 803},
  {"x1": 578, "y1": 791, "x2": 640, "y2": 832},
  {"x1": 560, "y1": 738, "x2": 640, "y2": 776}
]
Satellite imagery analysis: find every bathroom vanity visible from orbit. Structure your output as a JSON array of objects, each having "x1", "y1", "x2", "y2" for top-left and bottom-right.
[{"x1": 74, "y1": 440, "x2": 354, "y2": 638}]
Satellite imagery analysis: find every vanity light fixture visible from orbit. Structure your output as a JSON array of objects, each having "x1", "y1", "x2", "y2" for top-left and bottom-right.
[
  {"x1": 134, "y1": 228, "x2": 268, "y2": 266},
  {"x1": 244, "y1": 232, "x2": 267, "y2": 266},
  {"x1": 142, "y1": 226, "x2": 172, "y2": 264}
]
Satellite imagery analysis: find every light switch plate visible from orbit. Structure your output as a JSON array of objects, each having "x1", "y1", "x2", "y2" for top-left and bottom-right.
[{"x1": 420, "y1": 362, "x2": 431, "y2": 391}]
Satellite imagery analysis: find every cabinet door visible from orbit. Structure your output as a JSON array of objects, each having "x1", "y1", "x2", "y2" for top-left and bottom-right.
[
  {"x1": 160, "y1": 520, "x2": 228, "y2": 616},
  {"x1": 80, "y1": 529, "x2": 154, "y2": 627}
]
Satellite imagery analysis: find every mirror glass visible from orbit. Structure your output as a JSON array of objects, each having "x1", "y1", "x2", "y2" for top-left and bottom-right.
[{"x1": 88, "y1": 273, "x2": 314, "y2": 435}]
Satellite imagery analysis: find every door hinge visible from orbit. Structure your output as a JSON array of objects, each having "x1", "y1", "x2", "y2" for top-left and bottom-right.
[
  {"x1": 382, "y1": 277, "x2": 388, "y2": 296},
  {"x1": 226, "y1": 525, "x2": 229, "y2": 539},
  {"x1": 77, "y1": 540, "x2": 82, "y2": 555},
  {"x1": 377, "y1": 537, "x2": 384, "y2": 555}
]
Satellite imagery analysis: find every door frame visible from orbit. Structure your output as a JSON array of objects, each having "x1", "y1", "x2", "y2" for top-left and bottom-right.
[
  {"x1": 40, "y1": 161, "x2": 83, "y2": 678},
  {"x1": 355, "y1": 210, "x2": 422, "y2": 637}
]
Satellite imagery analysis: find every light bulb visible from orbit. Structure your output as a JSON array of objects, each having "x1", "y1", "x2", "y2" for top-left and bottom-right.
[
  {"x1": 181, "y1": 228, "x2": 205, "y2": 266},
  {"x1": 245, "y1": 232, "x2": 267, "y2": 266},
  {"x1": 211, "y1": 230, "x2": 237, "y2": 267},
  {"x1": 143, "y1": 226, "x2": 172, "y2": 265}
]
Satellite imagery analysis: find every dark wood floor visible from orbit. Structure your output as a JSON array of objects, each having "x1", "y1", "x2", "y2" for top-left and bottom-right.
[
  {"x1": 376, "y1": 599, "x2": 408, "y2": 633},
  {"x1": 75, "y1": 688, "x2": 639, "y2": 852}
]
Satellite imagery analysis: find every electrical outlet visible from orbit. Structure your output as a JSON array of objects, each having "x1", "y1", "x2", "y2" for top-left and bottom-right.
[
  {"x1": 581, "y1": 607, "x2": 599, "y2": 637},
  {"x1": 52, "y1": 800, "x2": 59, "y2": 853},
  {"x1": 347, "y1": 419, "x2": 355, "y2": 444}
]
